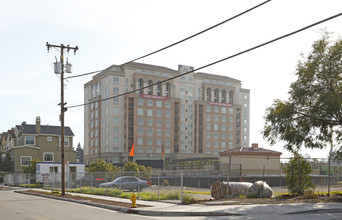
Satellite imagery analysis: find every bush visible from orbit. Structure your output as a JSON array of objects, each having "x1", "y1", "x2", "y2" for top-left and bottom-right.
[
  {"x1": 163, "y1": 179, "x2": 169, "y2": 186},
  {"x1": 283, "y1": 152, "x2": 315, "y2": 196}
]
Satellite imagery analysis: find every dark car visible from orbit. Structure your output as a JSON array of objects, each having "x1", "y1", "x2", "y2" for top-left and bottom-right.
[{"x1": 99, "y1": 176, "x2": 148, "y2": 191}]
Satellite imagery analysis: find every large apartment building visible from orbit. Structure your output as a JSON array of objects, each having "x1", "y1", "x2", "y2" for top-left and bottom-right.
[{"x1": 84, "y1": 62, "x2": 250, "y2": 164}]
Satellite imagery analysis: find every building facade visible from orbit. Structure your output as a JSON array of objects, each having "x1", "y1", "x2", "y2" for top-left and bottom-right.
[
  {"x1": 84, "y1": 62, "x2": 250, "y2": 164},
  {"x1": 0, "y1": 116, "x2": 76, "y2": 172}
]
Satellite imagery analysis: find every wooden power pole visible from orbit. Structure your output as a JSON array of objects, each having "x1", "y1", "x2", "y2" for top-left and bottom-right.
[{"x1": 46, "y1": 43, "x2": 78, "y2": 196}]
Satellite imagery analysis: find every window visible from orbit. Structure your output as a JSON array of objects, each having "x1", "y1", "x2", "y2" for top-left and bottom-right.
[
  {"x1": 113, "y1": 97, "x2": 119, "y2": 104},
  {"x1": 206, "y1": 132, "x2": 211, "y2": 139},
  {"x1": 147, "y1": 138, "x2": 153, "y2": 145},
  {"x1": 207, "y1": 88, "x2": 211, "y2": 101},
  {"x1": 214, "y1": 89, "x2": 219, "y2": 102},
  {"x1": 138, "y1": 108, "x2": 144, "y2": 116},
  {"x1": 113, "y1": 87, "x2": 119, "y2": 94},
  {"x1": 221, "y1": 124, "x2": 226, "y2": 131},
  {"x1": 147, "y1": 119, "x2": 153, "y2": 126},
  {"x1": 138, "y1": 79, "x2": 144, "y2": 94},
  {"x1": 165, "y1": 120, "x2": 171, "y2": 127},
  {"x1": 156, "y1": 139, "x2": 162, "y2": 146},
  {"x1": 214, "y1": 106, "x2": 219, "y2": 113},
  {"x1": 206, "y1": 141, "x2": 211, "y2": 147},
  {"x1": 165, "y1": 101, "x2": 171, "y2": 108},
  {"x1": 214, "y1": 124, "x2": 219, "y2": 131},
  {"x1": 25, "y1": 136, "x2": 35, "y2": 145},
  {"x1": 156, "y1": 110, "x2": 162, "y2": 117},
  {"x1": 147, "y1": 80, "x2": 153, "y2": 95},
  {"x1": 147, "y1": 128, "x2": 153, "y2": 136},
  {"x1": 229, "y1": 108, "x2": 234, "y2": 114},
  {"x1": 244, "y1": 94, "x2": 248, "y2": 99},
  {"x1": 222, "y1": 90, "x2": 227, "y2": 103},
  {"x1": 229, "y1": 90, "x2": 234, "y2": 104},
  {"x1": 113, "y1": 127, "x2": 119, "y2": 134},
  {"x1": 21, "y1": 156, "x2": 31, "y2": 166},
  {"x1": 138, "y1": 99, "x2": 144, "y2": 106},
  {"x1": 156, "y1": 120, "x2": 162, "y2": 127},
  {"x1": 137, "y1": 148, "x2": 143, "y2": 153},
  {"x1": 221, "y1": 107, "x2": 226, "y2": 114},
  {"x1": 180, "y1": 86, "x2": 185, "y2": 93},
  {"x1": 206, "y1": 115, "x2": 211, "y2": 121},
  {"x1": 138, "y1": 138, "x2": 143, "y2": 145},
  {"x1": 157, "y1": 83, "x2": 162, "y2": 96},
  {"x1": 206, "y1": 123, "x2": 211, "y2": 131},
  {"x1": 113, "y1": 137, "x2": 119, "y2": 144},
  {"x1": 138, "y1": 118, "x2": 144, "y2": 126},
  {"x1": 222, "y1": 115, "x2": 226, "y2": 122},
  {"x1": 47, "y1": 137, "x2": 52, "y2": 142},
  {"x1": 165, "y1": 139, "x2": 171, "y2": 146},
  {"x1": 59, "y1": 137, "x2": 69, "y2": 146},
  {"x1": 43, "y1": 152, "x2": 54, "y2": 162},
  {"x1": 206, "y1": 106, "x2": 211, "y2": 112},
  {"x1": 156, "y1": 129, "x2": 162, "y2": 136},
  {"x1": 114, "y1": 117, "x2": 119, "y2": 124},
  {"x1": 165, "y1": 111, "x2": 171, "y2": 118},
  {"x1": 147, "y1": 109, "x2": 153, "y2": 116},
  {"x1": 138, "y1": 128, "x2": 143, "y2": 135},
  {"x1": 221, "y1": 133, "x2": 226, "y2": 139},
  {"x1": 214, "y1": 142, "x2": 218, "y2": 148},
  {"x1": 147, "y1": 100, "x2": 153, "y2": 107},
  {"x1": 113, "y1": 107, "x2": 119, "y2": 114},
  {"x1": 165, "y1": 129, "x2": 170, "y2": 137},
  {"x1": 214, "y1": 115, "x2": 219, "y2": 122},
  {"x1": 166, "y1": 83, "x2": 171, "y2": 97},
  {"x1": 156, "y1": 101, "x2": 162, "y2": 108}
]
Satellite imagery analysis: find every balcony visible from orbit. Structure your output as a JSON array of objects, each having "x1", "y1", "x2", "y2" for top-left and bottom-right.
[{"x1": 128, "y1": 103, "x2": 134, "y2": 108}]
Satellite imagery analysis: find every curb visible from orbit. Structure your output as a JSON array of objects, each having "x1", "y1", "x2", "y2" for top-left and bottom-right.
[{"x1": 15, "y1": 190, "x2": 243, "y2": 216}]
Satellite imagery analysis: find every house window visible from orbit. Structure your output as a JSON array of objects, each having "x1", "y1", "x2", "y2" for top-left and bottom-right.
[
  {"x1": 137, "y1": 138, "x2": 143, "y2": 145},
  {"x1": 25, "y1": 136, "x2": 35, "y2": 145},
  {"x1": 147, "y1": 100, "x2": 153, "y2": 107},
  {"x1": 43, "y1": 152, "x2": 54, "y2": 162},
  {"x1": 156, "y1": 110, "x2": 162, "y2": 117},
  {"x1": 165, "y1": 111, "x2": 171, "y2": 118},
  {"x1": 21, "y1": 156, "x2": 32, "y2": 166},
  {"x1": 147, "y1": 109, "x2": 153, "y2": 116},
  {"x1": 138, "y1": 128, "x2": 143, "y2": 136},
  {"x1": 138, "y1": 108, "x2": 144, "y2": 116},
  {"x1": 59, "y1": 137, "x2": 69, "y2": 146},
  {"x1": 138, "y1": 99, "x2": 144, "y2": 106},
  {"x1": 47, "y1": 137, "x2": 52, "y2": 142}
]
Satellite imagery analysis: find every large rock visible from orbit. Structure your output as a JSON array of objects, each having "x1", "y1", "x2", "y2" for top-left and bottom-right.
[{"x1": 247, "y1": 181, "x2": 273, "y2": 198}]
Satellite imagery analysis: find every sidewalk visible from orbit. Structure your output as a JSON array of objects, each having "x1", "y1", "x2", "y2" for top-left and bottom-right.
[{"x1": 12, "y1": 187, "x2": 342, "y2": 217}]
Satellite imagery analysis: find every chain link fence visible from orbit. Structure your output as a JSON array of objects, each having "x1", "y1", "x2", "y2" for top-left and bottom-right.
[{"x1": 4, "y1": 157, "x2": 342, "y2": 201}]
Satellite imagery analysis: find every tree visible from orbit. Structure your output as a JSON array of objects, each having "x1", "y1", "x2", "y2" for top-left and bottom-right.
[
  {"x1": 86, "y1": 158, "x2": 118, "y2": 173},
  {"x1": 283, "y1": 152, "x2": 315, "y2": 196},
  {"x1": 22, "y1": 158, "x2": 40, "y2": 173},
  {"x1": 76, "y1": 143, "x2": 84, "y2": 162},
  {"x1": 263, "y1": 33, "x2": 342, "y2": 161},
  {"x1": 1, "y1": 152, "x2": 14, "y2": 172}
]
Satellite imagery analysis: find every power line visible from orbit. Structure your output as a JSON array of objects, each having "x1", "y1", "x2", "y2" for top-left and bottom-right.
[
  {"x1": 66, "y1": 11, "x2": 342, "y2": 110},
  {"x1": 64, "y1": 0, "x2": 271, "y2": 80}
]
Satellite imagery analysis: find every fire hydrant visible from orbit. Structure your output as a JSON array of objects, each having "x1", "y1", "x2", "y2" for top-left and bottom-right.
[{"x1": 130, "y1": 193, "x2": 137, "y2": 208}]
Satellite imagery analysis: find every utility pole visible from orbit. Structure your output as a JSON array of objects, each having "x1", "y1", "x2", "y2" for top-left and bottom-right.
[{"x1": 46, "y1": 42, "x2": 78, "y2": 196}]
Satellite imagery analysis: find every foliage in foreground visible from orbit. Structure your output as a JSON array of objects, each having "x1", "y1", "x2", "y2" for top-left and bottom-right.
[{"x1": 262, "y1": 33, "x2": 342, "y2": 161}]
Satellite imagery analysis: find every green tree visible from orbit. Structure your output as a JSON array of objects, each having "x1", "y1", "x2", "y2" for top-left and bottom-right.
[
  {"x1": 86, "y1": 158, "x2": 118, "y2": 173},
  {"x1": 283, "y1": 153, "x2": 315, "y2": 196},
  {"x1": 2, "y1": 152, "x2": 14, "y2": 172},
  {"x1": 123, "y1": 162, "x2": 139, "y2": 172},
  {"x1": 263, "y1": 33, "x2": 342, "y2": 161},
  {"x1": 76, "y1": 142, "x2": 84, "y2": 162},
  {"x1": 22, "y1": 158, "x2": 40, "y2": 173}
]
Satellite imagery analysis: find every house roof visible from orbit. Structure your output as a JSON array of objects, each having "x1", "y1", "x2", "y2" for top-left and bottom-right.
[
  {"x1": 219, "y1": 147, "x2": 282, "y2": 157},
  {"x1": 19, "y1": 124, "x2": 74, "y2": 136}
]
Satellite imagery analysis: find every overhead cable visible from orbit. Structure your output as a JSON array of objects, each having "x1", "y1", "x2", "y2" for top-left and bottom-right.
[{"x1": 66, "y1": 11, "x2": 342, "y2": 109}]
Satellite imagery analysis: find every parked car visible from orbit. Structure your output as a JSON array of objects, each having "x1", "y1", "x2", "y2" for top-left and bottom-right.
[{"x1": 99, "y1": 176, "x2": 148, "y2": 191}]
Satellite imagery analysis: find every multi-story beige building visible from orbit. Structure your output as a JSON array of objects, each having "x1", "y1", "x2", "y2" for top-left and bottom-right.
[
  {"x1": 84, "y1": 62, "x2": 250, "y2": 164},
  {"x1": 0, "y1": 116, "x2": 76, "y2": 172}
]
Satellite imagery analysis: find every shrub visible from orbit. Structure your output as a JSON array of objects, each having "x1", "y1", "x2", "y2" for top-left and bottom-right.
[{"x1": 163, "y1": 179, "x2": 169, "y2": 186}]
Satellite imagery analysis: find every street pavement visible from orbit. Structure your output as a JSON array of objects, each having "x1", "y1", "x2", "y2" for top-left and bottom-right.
[{"x1": 5, "y1": 186, "x2": 342, "y2": 217}]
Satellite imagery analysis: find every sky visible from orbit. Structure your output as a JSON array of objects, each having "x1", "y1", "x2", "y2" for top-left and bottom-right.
[{"x1": 1, "y1": 0, "x2": 341, "y2": 159}]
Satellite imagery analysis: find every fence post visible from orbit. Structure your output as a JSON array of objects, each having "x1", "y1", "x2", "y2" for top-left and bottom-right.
[
  {"x1": 138, "y1": 171, "x2": 140, "y2": 198},
  {"x1": 297, "y1": 157, "x2": 301, "y2": 196},
  {"x1": 91, "y1": 173, "x2": 93, "y2": 194},
  {"x1": 157, "y1": 173, "x2": 160, "y2": 201},
  {"x1": 328, "y1": 155, "x2": 331, "y2": 196},
  {"x1": 227, "y1": 154, "x2": 231, "y2": 198},
  {"x1": 105, "y1": 172, "x2": 107, "y2": 195},
  {"x1": 181, "y1": 170, "x2": 183, "y2": 204}
]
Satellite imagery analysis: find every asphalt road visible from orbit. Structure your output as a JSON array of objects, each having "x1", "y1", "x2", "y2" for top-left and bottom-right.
[
  {"x1": 0, "y1": 189, "x2": 153, "y2": 220},
  {"x1": 2, "y1": 189, "x2": 342, "y2": 220}
]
